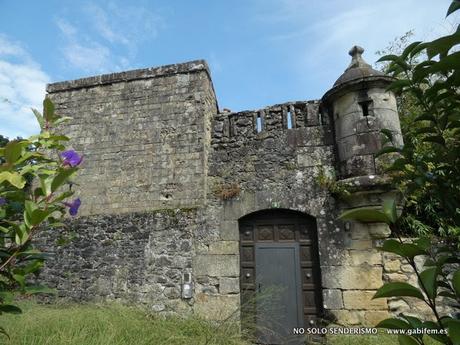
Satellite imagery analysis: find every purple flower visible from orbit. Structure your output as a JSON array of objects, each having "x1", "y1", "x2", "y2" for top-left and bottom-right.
[
  {"x1": 0, "y1": 197, "x2": 6, "y2": 206},
  {"x1": 60, "y1": 150, "x2": 83, "y2": 167},
  {"x1": 64, "y1": 198, "x2": 81, "y2": 216}
]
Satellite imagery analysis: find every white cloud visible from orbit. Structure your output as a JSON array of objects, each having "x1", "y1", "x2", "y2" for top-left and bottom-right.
[
  {"x1": 63, "y1": 41, "x2": 112, "y2": 73},
  {"x1": 0, "y1": 35, "x2": 48, "y2": 139},
  {"x1": 56, "y1": 3, "x2": 164, "y2": 74}
]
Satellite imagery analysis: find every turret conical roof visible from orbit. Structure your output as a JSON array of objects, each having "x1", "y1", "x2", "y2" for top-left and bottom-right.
[{"x1": 333, "y1": 46, "x2": 384, "y2": 86}]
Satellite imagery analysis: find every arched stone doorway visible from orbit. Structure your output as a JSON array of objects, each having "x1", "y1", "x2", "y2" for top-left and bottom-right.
[{"x1": 239, "y1": 209, "x2": 322, "y2": 344}]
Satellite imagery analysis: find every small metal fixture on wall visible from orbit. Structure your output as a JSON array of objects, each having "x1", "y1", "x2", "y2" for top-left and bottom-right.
[{"x1": 181, "y1": 272, "x2": 193, "y2": 299}]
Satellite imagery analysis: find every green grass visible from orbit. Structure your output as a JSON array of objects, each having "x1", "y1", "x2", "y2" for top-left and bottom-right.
[
  {"x1": 0, "y1": 301, "x2": 248, "y2": 345},
  {"x1": 0, "y1": 301, "x2": 445, "y2": 345}
]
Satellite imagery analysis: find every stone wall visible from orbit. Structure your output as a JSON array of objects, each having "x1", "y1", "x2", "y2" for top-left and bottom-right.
[
  {"x1": 38, "y1": 208, "x2": 202, "y2": 315},
  {"x1": 47, "y1": 60, "x2": 217, "y2": 216},
  {"x1": 195, "y1": 101, "x2": 342, "y2": 321}
]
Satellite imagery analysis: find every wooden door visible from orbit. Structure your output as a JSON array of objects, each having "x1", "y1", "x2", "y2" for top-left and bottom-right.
[{"x1": 239, "y1": 210, "x2": 322, "y2": 344}]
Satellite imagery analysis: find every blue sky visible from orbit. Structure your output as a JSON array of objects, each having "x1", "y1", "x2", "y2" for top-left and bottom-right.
[{"x1": 0, "y1": 0, "x2": 456, "y2": 139}]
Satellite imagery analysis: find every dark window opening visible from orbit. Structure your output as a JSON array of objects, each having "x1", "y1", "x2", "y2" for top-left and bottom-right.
[{"x1": 358, "y1": 100, "x2": 373, "y2": 117}]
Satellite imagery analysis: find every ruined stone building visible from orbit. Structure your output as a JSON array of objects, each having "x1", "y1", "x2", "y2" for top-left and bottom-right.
[{"x1": 41, "y1": 46, "x2": 406, "y2": 342}]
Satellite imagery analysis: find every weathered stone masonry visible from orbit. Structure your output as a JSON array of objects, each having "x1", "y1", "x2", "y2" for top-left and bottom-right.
[{"x1": 40, "y1": 48, "x2": 414, "y2": 327}]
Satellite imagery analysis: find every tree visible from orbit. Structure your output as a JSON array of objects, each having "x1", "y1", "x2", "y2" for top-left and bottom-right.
[
  {"x1": 340, "y1": 1, "x2": 460, "y2": 344},
  {"x1": 374, "y1": 3, "x2": 460, "y2": 240},
  {"x1": 0, "y1": 99, "x2": 82, "y2": 338}
]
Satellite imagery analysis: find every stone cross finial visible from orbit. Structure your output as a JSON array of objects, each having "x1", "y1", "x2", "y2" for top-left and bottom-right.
[{"x1": 347, "y1": 45, "x2": 370, "y2": 70}]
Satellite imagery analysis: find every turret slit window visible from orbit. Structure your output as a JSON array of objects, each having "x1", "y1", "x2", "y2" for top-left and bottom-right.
[
  {"x1": 256, "y1": 112, "x2": 263, "y2": 133},
  {"x1": 287, "y1": 110, "x2": 293, "y2": 129}
]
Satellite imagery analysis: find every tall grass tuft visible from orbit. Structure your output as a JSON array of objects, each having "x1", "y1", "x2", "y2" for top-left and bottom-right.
[{"x1": 0, "y1": 301, "x2": 249, "y2": 345}]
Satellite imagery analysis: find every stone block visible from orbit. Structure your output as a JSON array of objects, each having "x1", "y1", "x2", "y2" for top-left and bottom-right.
[
  {"x1": 401, "y1": 264, "x2": 414, "y2": 273},
  {"x1": 194, "y1": 294, "x2": 240, "y2": 320},
  {"x1": 219, "y1": 220, "x2": 239, "y2": 241},
  {"x1": 349, "y1": 239, "x2": 373, "y2": 250},
  {"x1": 343, "y1": 290, "x2": 387, "y2": 310},
  {"x1": 219, "y1": 277, "x2": 240, "y2": 294},
  {"x1": 223, "y1": 193, "x2": 255, "y2": 220},
  {"x1": 297, "y1": 147, "x2": 333, "y2": 167},
  {"x1": 209, "y1": 241, "x2": 239, "y2": 255},
  {"x1": 323, "y1": 289, "x2": 343, "y2": 309},
  {"x1": 386, "y1": 273, "x2": 408, "y2": 282},
  {"x1": 330, "y1": 310, "x2": 360, "y2": 326},
  {"x1": 383, "y1": 260, "x2": 401, "y2": 273},
  {"x1": 322, "y1": 266, "x2": 383, "y2": 289},
  {"x1": 347, "y1": 250, "x2": 382, "y2": 266},
  {"x1": 388, "y1": 298, "x2": 410, "y2": 312},
  {"x1": 361, "y1": 311, "x2": 391, "y2": 326},
  {"x1": 193, "y1": 255, "x2": 239, "y2": 277},
  {"x1": 350, "y1": 223, "x2": 372, "y2": 240}
]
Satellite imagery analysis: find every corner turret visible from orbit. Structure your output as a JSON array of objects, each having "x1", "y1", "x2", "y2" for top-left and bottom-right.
[{"x1": 322, "y1": 46, "x2": 403, "y2": 179}]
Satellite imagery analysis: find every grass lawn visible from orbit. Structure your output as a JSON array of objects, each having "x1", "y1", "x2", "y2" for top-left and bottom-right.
[{"x1": 0, "y1": 301, "x2": 444, "y2": 345}]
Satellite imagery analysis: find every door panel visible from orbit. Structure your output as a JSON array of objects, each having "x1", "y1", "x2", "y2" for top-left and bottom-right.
[{"x1": 255, "y1": 244, "x2": 303, "y2": 344}]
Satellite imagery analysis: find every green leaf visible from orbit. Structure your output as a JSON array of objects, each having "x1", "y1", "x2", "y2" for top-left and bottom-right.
[
  {"x1": 0, "y1": 304, "x2": 22, "y2": 314},
  {"x1": 401, "y1": 41, "x2": 423, "y2": 59},
  {"x1": 453, "y1": 269, "x2": 460, "y2": 297},
  {"x1": 428, "y1": 51, "x2": 460, "y2": 74},
  {"x1": 22, "y1": 260, "x2": 43, "y2": 275},
  {"x1": 438, "y1": 291, "x2": 457, "y2": 299},
  {"x1": 415, "y1": 126, "x2": 437, "y2": 135},
  {"x1": 376, "y1": 146, "x2": 401, "y2": 158},
  {"x1": 52, "y1": 117, "x2": 73, "y2": 127},
  {"x1": 24, "y1": 200, "x2": 38, "y2": 219},
  {"x1": 0, "y1": 326, "x2": 10, "y2": 339},
  {"x1": 32, "y1": 108, "x2": 45, "y2": 129},
  {"x1": 339, "y1": 207, "x2": 391, "y2": 224},
  {"x1": 12, "y1": 274, "x2": 25, "y2": 289},
  {"x1": 3, "y1": 140, "x2": 25, "y2": 164},
  {"x1": 373, "y1": 282, "x2": 425, "y2": 300},
  {"x1": 423, "y1": 321, "x2": 450, "y2": 343},
  {"x1": 0, "y1": 171, "x2": 26, "y2": 189},
  {"x1": 387, "y1": 79, "x2": 411, "y2": 92},
  {"x1": 400, "y1": 315, "x2": 423, "y2": 330},
  {"x1": 381, "y1": 239, "x2": 426, "y2": 258},
  {"x1": 381, "y1": 129, "x2": 394, "y2": 141},
  {"x1": 446, "y1": 319, "x2": 460, "y2": 345},
  {"x1": 447, "y1": 0, "x2": 460, "y2": 17},
  {"x1": 397, "y1": 335, "x2": 419, "y2": 345},
  {"x1": 30, "y1": 209, "x2": 52, "y2": 226},
  {"x1": 43, "y1": 98, "x2": 55, "y2": 122},
  {"x1": 375, "y1": 318, "x2": 410, "y2": 329},
  {"x1": 423, "y1": 135, "x2": 446, "y2": 146},
  {"x1": 426, "y1": 31, "x2": 460, "y2": 59},
  {"x1": 39, "y1": 175, "x2": 53, "y2": 196},
  {"x1": 383, "y1": 198, "x2": 397, "y2": 223},
  {"x1": 414, "y1": 237, "x2": 431, "y2": 251},
  {"x1": 414, "y1": 113, "x2": 436, "y2": 122},
  {"x1": 419, "y1": 267, "x2": 438, "y2": 299},
  {"x1": 14, "y1": 223, "x2": 29, "y2": 245},
  {"x1": 51, "y1": 167, "x2": 77, "y2": 192},
  {"x1": 377, "y1": 54, "x2": 401, "y2": 63}
]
